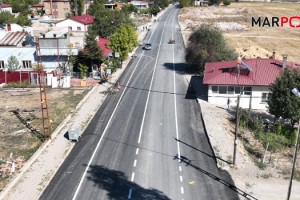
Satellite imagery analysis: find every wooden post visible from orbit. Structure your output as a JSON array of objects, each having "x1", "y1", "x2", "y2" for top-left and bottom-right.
[{"x1": 233, "y1": 95, "x2": 241, "y2": 165}]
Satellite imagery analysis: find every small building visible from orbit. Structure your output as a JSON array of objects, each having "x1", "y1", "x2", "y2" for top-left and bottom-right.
[
  {"x1": 130, "y1": 1, "x2": 149, "y2": 9},
  {"x1": 0, "y1": 32, "x2": 27, "y2": 47},
  {"x1": 203, "y1": 54, "x2": 299, "y2": 110},
  {"x1": 31, "y1": 3, "x2": 45, "y2": 16},
  {"x1": 0, "y1": 4, "x2": 12, "y2": 13}
]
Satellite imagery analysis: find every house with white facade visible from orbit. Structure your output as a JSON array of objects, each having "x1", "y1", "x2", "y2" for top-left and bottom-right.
[
  {"x1": 54, "y1": 14, "x2": 94, "y2": 49},
  {"x1": 130, "y1": 1, "x2": 149, "y2": 9},
  {"x1": 203, "y1": 54, "x2": 299, "y2": 110},
  {"x1": 0, "y1": 4, "x2": 12, "y2": 13}
]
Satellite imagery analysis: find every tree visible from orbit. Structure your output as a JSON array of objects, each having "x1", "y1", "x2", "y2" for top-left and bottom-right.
[
  {"x1": 185, "y1": 24, "x2": 236, "y2": 72},
  {"x1": 223, "y1": 0, "x2": 231, "y2": 6},
  {"x1": 88, "y1": 1, "x2": 133, "y2": 38},
  {"x1": 268, "y1": 67, "x2": 300, "y2": 127},
  {"x1": 7, "y1": 55, "x2": 21, "y2": 71},
  {"x1": 0, "y1": 11, "x2": 14, "y2": 25},
  {"x1": 179, "y1": 0, "x2": 192, "y2": 7},
  {"x1": 108, "y1": 24, "x2": 138, "y2": 60},
  {"x1": 209, "y1": 0, "x2": 222, "y2": 5},
  {"x1": 15, "y1": 13, "x2": 32, "y2": 26},
  {"x1": 78, "y1": 63, "x2": 88, "y2": 79},
  {"x1": 122, "y1": 4, "x2": 138, "y2": 13}
]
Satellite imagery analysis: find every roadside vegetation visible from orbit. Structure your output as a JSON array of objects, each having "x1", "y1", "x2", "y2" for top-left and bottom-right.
[{"x1": 185, "y1": 24, "x2": 236, "y2": 72}]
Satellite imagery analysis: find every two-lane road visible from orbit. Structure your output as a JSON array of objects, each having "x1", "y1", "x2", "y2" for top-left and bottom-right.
[{"x1": 41, "y1": 5, "x2": 240, "y2": 200}]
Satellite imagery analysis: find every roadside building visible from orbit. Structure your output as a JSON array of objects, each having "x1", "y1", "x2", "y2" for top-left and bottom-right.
[
  {"x1": 203, "y1": 54, "x2": 299, "y2": 110},
  {"x1": 0, "y1": 4, "x2": 12, "y2": 13}
]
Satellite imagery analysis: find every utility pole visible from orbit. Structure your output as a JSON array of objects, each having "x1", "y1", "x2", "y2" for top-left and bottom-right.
[
  {"x1": 287, "y1": 117, "x2": 300, "y2": 200},
  {"x1": 233, "y1": 95, "x2": 241, "y2": 165}
]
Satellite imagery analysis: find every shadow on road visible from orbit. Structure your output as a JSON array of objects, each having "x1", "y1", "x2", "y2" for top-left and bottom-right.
[
  {"x1": 174, "y1": 138, "x2": 231, "y2": 165},
  {"x1": 173, "y1": 156, "x2": 258, "y2": 200},
  {"x1": 163, "y1": 62, "x2": 198, "y2": 75},
  {"x1": 86, "y1": 165, "x2": 171, "y2": 200}
]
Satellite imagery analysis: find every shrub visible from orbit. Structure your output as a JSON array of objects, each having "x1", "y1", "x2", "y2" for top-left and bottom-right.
[
  {"x1": 290, "y1": 129, "x2": 298, "y2": 146},
  {"x1": 258, "y1": 132, "x2": 289, "y2": 152},
  {"x1": 223, "y1": 0, "x2": 231, "y2": 6}
]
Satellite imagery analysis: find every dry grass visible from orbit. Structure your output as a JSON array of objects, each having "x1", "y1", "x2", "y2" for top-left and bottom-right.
[{"x1": 180, "y1": 2, "x2": 300, "y2": 62}]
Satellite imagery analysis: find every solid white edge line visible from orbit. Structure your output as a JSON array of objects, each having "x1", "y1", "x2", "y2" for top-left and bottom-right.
[
  {"x1": 172, "y1": 10, "x2": 181, "y2": 162},
  {"x1": 72, "y1": 34, "x2": 152, "y2": 200},
  {"x1": 137, "y1": 10, "x2": 174, "y2": 144}
]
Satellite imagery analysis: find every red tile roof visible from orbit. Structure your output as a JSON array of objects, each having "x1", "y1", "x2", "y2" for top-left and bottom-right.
[
  {"x1": 203, "y1": 58, "x2": 299, "y2": 86},
  {"x1": 0, "y1": 32, "x2": 26, "y2": 46},
  {"x1": 0, "y1": 4, "x2": 11, "y2": 8},
  {"x1": 97, "y1": 38, "x2": 112, "y2": 57},
  {"x1": 71, "y1": 14, "x2": 94, "y2": 25}
]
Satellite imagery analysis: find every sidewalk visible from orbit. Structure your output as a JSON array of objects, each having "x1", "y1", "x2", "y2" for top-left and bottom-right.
[{"x1": 0, "y1": 8, "x2": 169, "y2": 200}]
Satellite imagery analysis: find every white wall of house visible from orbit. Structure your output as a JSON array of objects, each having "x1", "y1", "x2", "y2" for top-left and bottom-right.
[
  {"x1": 207, "y1": 85, "x2": 270, "y2": 110},
  {"x1": 0, "y1": 7, "x2": 12, "y2": 13},
  {"x1": 55, "y1": 19, "x2": 89, "y2": 32},
  {"x1": 0, "y1": 47, "x2": 78, "y2": 72}
]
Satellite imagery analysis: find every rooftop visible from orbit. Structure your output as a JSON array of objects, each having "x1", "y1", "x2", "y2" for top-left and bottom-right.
[
  {"x1": 71, "y1": 14, "x2": 94, "y2": 25},
  {"x1": 0, "y1": 32, "x2": 26, "y2": 46},
  {"x1": 203, "y1": 58, "x2": 299, "y2": 86},
  {"x1": 97, "y1": 38, "x2": 112, "y2": 57}
]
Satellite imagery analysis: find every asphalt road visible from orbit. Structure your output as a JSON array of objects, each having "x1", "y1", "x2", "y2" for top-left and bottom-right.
[{"x1": 40, "y1": 5, "x2": 240, "y2": 200}]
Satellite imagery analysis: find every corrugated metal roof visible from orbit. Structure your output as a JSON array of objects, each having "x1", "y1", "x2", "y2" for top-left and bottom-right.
[
  {"x1": 0, "y1": 4, "x2": 11, "y2": 8},
  {"x1": 71, "y1": 14, "x2": 94, "y2": 25},
  {"x1": 0, "y1": 32, "x2": 26, "y2": 46},
  {"x1": 97, "y1": 38, "x2": 112, "y2": 57},
  {"x1": 203, "y1": 58, "x2": 299, "y2": 86}
]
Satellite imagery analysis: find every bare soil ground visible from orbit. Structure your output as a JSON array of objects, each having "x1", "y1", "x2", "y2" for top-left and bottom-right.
[
  {"x1": 0, "y1": 87, "x2": 87, "y2": 191},
  {"x1": 179, "y1": 2, "x2": 300, "y2": 62}
]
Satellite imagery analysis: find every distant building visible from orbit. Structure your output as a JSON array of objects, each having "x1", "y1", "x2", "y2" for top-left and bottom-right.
[
  {"x1": 31, "y1": 4, "x2": 45, "y2": 16},
  {"x1": 130, "y1": 1, "x2": 149, "y2": 9},
  {"x1": 0, "y1": 4, "x2": 12, "y2": 13},
  {"x1": 43, "y1": 0, "x2": 93, "y2": 19}
]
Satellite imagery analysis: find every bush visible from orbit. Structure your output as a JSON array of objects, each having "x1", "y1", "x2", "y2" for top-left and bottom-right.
[
  {"x1": 290, "y1": 129, "x2": 298, "y2": 146},
  {"x1": 223, "y1": 0, "x2": 231, "y2": 6},
  {"x1": 4, "y1": 80, "x2": 30, "y2": 88},
  {"x1": 258, "y1": 132, "x2": 289, "y2": 152}
]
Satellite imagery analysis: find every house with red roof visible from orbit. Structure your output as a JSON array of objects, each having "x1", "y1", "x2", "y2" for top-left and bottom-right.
[
  {"x1": 97, "y1": 38, "x2": 112, "y2": 57},
  {"x1": 55, "y1": 14, "x2": 94, "y2": 32},
  {"x1": 203, "y1": 54, "x2": 299, "y2": 110},
  {"x1": 0, "y1": 4, "x2": 12, "y2": 13}
]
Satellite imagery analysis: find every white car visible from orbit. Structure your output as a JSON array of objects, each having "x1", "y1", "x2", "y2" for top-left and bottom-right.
[{"x1": 143, "y1": 43, "x2": 152, "y2": 50}]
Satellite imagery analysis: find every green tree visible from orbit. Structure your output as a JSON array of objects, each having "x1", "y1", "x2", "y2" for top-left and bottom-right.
[
  {"x1": 122, "y1": 4, "x2": 138, "y2": 13},
  {"x1": 78, "y1": 63, "x2": 88, "y2": 79},
  {"x1": 0, "y1": 11, "x2": 14, "y2": 25},
  {"x1": 268, "y1": 67, "x2": 300, "y2": 126},
  {"x1": 88, "y1": 1, "x2": 132, "y2": 37},
  {"x1": 81, "y1": 28, "x2": 103, "y2": 67},
  {"x1": 223, "y1": 0, "x2": 231, "y2": 6},
  {"x1": 108, "y1": 24, "x2": 138, "y2": 60},
  {"x1": 149, "y1": 4, "x2": 160, "y2": 16},
  {"x1": 185, "y1": 24, "x2": 236, "y2": 72},
  {"x1": 7, "y1": 55, "x2": 21, "y2": 71},
  {"x1": 15, "y1": 13, "x2": 32, "y2": 26},
  {"x1": 179, "y1": 0, "x2": 192, "y2": 7}
]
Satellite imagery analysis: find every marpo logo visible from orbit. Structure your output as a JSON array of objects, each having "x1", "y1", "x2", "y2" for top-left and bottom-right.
[{"x1": 252, "y1": 16, "x2": 300, "y2": 28}]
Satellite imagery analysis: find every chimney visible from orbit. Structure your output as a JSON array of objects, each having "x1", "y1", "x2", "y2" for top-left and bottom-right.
[
  {"x1": 7, "y1": 24, "x2": 11, "y2": 31},
  {"x1": 53, "y1": 33, "x2": 56, "y2": 38},
  {"x1": 272, "y1": 50, "x2": 275, "y2": 59},
  {"x1": 282, "y1": 54, "x2": 287, "y2": 68}
]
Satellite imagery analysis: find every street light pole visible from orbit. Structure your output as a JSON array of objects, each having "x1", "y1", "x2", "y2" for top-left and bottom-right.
[
  {"x1": 233, "y1": 94, "x2": 241, "y2": 165},
  {"x1": 287, "y1": 88, "x2": 300, "y2": 200},
  {"x1": 287, "y1": 117, "x2": 300, "y2": 200}
]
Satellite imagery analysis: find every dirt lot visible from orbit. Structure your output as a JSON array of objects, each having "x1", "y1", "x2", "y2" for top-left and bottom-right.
[
  {"x1": 179, "y1": 2, "x2": 300, "y2": 63},
  {"x1": 0, "y1": 87, "x2": 88, "y2": 191}
]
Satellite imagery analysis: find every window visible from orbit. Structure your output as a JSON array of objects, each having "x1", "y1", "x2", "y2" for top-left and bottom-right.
[
  {"x1": 219, "y1": 86, "x2": 227, "y2": 94},
  {"x1": 22, "y1": 60, "x2": 32, "y2": 69},
  {"x1": 212, "y1": 86, "x2": 218, "y2": 93},
  {"x1": 243, "y1": 87, "x2": 252, "y2": 95},
  {"x1": 235, "y1": 86, "x2": 241, "y2": 94},
  {"x1": 0, "y1": 60, "x2": 4, "y2": 69},
  {"x1": 228, "y1": 86, "x2": 234, "y2": 94},
  {"x1": 261, "y1": 93, "x2": 269, "y2": 102},
  {"x1": 77, "y1": 27, "x2": 81, "y2": 31}
]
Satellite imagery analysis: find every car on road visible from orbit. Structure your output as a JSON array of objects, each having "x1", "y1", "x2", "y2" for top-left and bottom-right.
[{"x1": 143, "y1": 43, "x2": 152, "y2": 50}]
